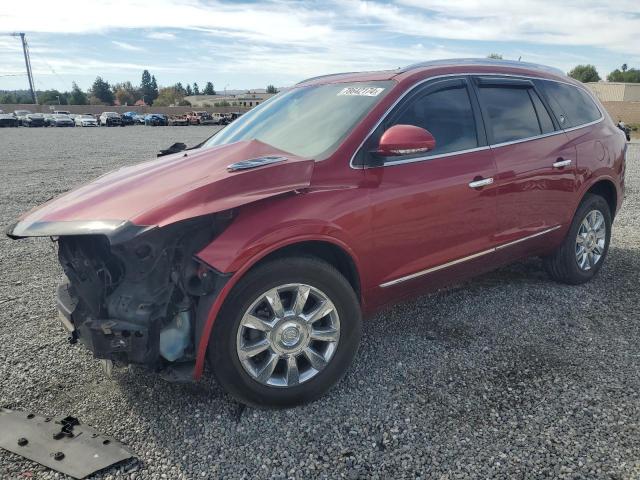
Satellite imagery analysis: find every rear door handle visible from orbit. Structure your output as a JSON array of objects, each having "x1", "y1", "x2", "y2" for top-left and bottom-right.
[
  {"x1": 553, "y1": 159, "x2": 572, "y2": 168},
  {"x1": 468, "y1": 177, "x2": 494, "y2": 189}
]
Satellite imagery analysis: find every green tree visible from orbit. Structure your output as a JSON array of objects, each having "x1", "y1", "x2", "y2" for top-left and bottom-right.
[
  {"x1": 266, "y1": 84, "x2": 278, "y2": 94},
  {"x1": 185, "y1": 84, "x2": 193, "y2": 96},
  {"x1": 607, "y1": 66, "x2": 640, "y2": 83},
  {"x1": 140, "y1": 70, "x2": 159, "y2": 105},
  {"x1": 150, "y1": 75, "x2": 159, "y2": 102},
  {"x1": 68, "y1": 82, "x2": 88, "y2": 105},
  {"x1": 0, "y1": 92, "x2": 17, "y2": 103},
  {"x1": 193, "y1": 82, "x2": 200, "y2": 95},
  {"x1": 567, "y1": 64, "x2": 601, "y2": 83},
  {"x1": 90, "y1": 76, "x2": 114, "y2": 105},
  {"x1": 154, "y1": 86, "x2": 185, "y2": 106},
  {"x1": 174, "y1": 82, "x2": 186, "y2": 96},
  {"x1": 38, "y1": 89, "x2": 67, "y2": 105},
  {"x1": 203, "y1": 82, "x2": 215, "y2": 95},
  {"x1": 113, "y1": 81, "x2": 139, "y2": 106},
  {"x1": 487, "y1": 53, "x2": 503, "y2": 59}
]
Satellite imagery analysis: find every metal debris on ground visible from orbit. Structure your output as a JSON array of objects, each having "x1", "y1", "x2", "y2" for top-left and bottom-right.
[{"x1": 0, "y1": 408, "x2": 135, "y2": 479}]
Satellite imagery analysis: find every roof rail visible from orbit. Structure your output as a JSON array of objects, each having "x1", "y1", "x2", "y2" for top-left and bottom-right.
[
  {"x1": 399, "y1": 58, "x2": 566, "y2": 77},
  {"x1": 296, "y1": 71, "x2": 366, "y2": 85}
]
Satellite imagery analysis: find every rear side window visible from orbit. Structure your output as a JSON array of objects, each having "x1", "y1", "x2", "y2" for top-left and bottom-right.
[
  {"x1": 392, "y1": 85, "x2": 478, "y2": 155},
  {"x1": 539, "y1": 81, "x2": 601, "y2": 128},
  {"x1": 477, "y1": 87, "x2": 544, "y2": 144}
]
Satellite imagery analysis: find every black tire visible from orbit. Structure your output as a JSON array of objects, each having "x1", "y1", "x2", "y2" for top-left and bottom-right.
[
  {"x1": 543, "y1": 193, "x2": 612, "y2": 285},
  {"x1": 208, "y1": 257, "x2": 362, "y2": 408}
]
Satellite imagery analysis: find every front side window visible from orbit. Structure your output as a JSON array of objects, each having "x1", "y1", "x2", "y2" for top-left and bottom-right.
[
  {"x1": 539, "y1": 81, "x2": 601, "y2": 128},
  {"x1": 203, "y1": 81, "x2": 393, "y2": 160},
  {"x1": 391, "y1": 85, "x2": 479, "y2": 155},
  {"x1": 477, "y1": 86, "x2": 545, "y2": 144}
]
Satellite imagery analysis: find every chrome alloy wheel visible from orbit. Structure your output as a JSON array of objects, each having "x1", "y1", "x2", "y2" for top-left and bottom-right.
[
  {"x1": 575, "y1": 209, "x2": 606, "y2": 271},
  {"x1": 236, "y1": 283, "x2": 340, "y2": 387}
]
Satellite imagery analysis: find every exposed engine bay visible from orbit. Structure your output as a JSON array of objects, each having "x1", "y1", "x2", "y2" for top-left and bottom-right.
[{"x1": 55, "y1": 213, "x2": 232, "y2": 376}]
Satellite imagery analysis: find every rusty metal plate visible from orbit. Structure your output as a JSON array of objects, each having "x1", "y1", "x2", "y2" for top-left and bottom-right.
[{"x1": 0, "y1": 408, "x2": 135, "y2": 479}]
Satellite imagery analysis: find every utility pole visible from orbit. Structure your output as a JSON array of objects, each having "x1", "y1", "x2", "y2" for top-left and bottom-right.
[{"x1": 11, "y1": 32, "x2": 37, "y2": 104}]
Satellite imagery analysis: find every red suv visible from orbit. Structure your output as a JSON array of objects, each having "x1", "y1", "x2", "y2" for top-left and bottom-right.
[{"x1": 7, "y1": 59, "x2": 626, "y2": 407}]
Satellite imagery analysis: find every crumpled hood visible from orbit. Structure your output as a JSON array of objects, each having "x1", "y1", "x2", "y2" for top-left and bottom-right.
[{"x1": 8, "y1": 140, "x2": 314, "y2": 239}]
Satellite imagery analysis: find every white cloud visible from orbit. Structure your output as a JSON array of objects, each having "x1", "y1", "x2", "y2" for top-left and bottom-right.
[
  {"x1": 1, "y1": 0, "x2": 639, "y2": 90},
  {"x1": 112, "y1": 41, "x2": 144, "y2": 51},
  {"x1": 354, "y1": 0, "x2": 640, "y2": 56},
  {"x1": 146, "y1": 32, "x2": 176, "y2": 40}
]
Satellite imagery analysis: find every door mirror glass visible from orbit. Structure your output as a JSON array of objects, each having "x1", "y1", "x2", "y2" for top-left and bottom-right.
[{"x1": 377, "y1": 124, "x2": 436, "y2": 156}]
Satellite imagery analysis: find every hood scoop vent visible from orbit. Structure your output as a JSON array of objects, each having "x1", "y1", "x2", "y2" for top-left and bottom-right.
[{"x1": 227, "y1": 155, "x2": 288, "y2": 172}]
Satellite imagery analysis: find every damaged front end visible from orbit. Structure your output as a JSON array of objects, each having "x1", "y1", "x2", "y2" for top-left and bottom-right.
[{"x1": 54, "y1": 213, "x2": 232, "y2": 378}]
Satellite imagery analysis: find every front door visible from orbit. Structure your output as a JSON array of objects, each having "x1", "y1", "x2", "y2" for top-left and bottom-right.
[{"x1": 359, "y1": 77, "x2": 498, "y2": 294}]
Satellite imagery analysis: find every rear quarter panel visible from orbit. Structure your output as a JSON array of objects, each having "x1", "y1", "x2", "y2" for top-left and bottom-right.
[{"x1": 565, "y1": 119, "x2": 626, "y2": 217}]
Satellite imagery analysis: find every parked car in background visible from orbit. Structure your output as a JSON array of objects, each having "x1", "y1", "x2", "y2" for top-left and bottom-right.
[
  {"x1": 23, "y1": 113, "x2": 46, "y2": 127},
  {"x1": 43, "y1": 113, "x2": 55, "y2": 126},
  {"x1": 14, "y1": 110, "x2": 32, "y2": 126},
  {"x1": 99, "y1": 112, "x2": 122, "y2": 127},
  {"x1": 122, "y1": 112, "x2": 145, "y2": 124},
  {"x1": 6, "y1": 59, "x2": 627, "y2": 408},
  {"x1": 211, "y1": 112, "x2": 230, "y2": 125},
  {"x1": 0, "y1": 113, "x2": 19, "y2": 127},
  {"x1": 74, "y1": 114, "x2": 98, "y2": 127},
  {"x1": 186, "y1": 111, "x2": 215, "y2": 125},
  {"x1": 228, "y1": 112, "x2": 243, "y2": 122},
  {"x1": 144, "y1": 113, "x2": 168, "y2": 126},
  {"x1": 121, "y1": 112, "x2": 140, "y2": 125},
  {"x1": 120, "y1": 113, "x2": 135, "y2": 126},
  {"x1": 53, "y1": 110, "x2": 71, "y2": 116},
  {"x1": 168, "y1": 115, "x2": 189, "y2": 126},
  {"x1": 49, "y1": 114, "x2": 75, "y2": 127}
]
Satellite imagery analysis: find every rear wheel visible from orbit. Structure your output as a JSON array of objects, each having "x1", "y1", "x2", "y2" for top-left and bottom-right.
[
  {"x1": 208, "y1": 257, "x2": 361, "y2": 407},
  {"x1": 543, "y1": 194, "x2": 612, "y2": 284}
]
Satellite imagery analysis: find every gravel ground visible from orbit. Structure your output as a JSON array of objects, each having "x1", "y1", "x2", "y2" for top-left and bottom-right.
[{"x1": 0, "y1": 127, "x2": 639, "y2": 479}]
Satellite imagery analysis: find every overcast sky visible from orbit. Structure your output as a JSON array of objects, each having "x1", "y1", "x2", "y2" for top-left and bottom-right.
[{"x1": 1, "y1": 0, "x2": 639, "y2": 92}]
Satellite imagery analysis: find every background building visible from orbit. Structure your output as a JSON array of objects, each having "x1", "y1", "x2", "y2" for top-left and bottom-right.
[
  {"x1": 185, "y1": 91, "x2": 275, "y2": 108},
  {"x1": 585, "y1": 82, "x2": 640, "y2": 124}
]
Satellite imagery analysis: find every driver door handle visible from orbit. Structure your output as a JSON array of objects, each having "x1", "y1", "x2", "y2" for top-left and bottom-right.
[
  {"x1": 468, "y1": 177, "x2": 494, "y2": 189},
  {"x1": 553, "y1": 159, "x2": 572, "y2": 168}
]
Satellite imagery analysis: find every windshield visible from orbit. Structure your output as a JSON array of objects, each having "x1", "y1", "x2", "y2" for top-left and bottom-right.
[
  {"x1": 53, "y1": 114, "x2": 69, "y2": 118},
  {"x1": 203, "y1": 81, "x2": 393, "y2": 159},
  {"x1": 16, "y1": 110, "x2": 31, "y2": 115}
]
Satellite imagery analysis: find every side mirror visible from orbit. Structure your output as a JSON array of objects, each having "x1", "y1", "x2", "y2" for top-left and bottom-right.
[{"x1": 377, "y1": 124, "x2": 436, "y2": 156}]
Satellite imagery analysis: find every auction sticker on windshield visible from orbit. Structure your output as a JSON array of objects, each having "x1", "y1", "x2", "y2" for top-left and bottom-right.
[{"x1": 337, "y1": 87, "x2": 385, "y2": 96}]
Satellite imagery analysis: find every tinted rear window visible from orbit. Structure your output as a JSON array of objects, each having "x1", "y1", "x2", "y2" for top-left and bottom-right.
[
  {"x1": 477, "y1": 87, "x2": 542, "y2": 143},
  {"x1": 539, "y1": 81, "x2": 601, "y2": 128}
]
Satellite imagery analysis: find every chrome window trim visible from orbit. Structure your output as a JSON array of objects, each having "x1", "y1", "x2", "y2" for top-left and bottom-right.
[
  {"x1": 350, "y1": 73, "x2": 604, "y2": 170},
  {"x1": 379, "y1": 225, "x2": 561, "y2": 288},
  {"x1": 381, "y1": 145, "x2": 491, "y2": 168}
]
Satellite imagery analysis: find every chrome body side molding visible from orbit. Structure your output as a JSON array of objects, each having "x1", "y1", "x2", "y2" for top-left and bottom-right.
[{"x1": 379, "y1": 225, "x2": 562, "y2": 288}]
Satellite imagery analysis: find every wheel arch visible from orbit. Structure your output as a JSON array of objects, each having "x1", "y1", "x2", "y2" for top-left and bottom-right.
[
  {"x1": 193, "y1": 236, "x2": 363, "y2": 379},
  {"x1": 249, "y1": 240, "x2": 361, "y2": 302},
  {"x1": 584, "y1": 178, "x2": 618, "y2": 219}
]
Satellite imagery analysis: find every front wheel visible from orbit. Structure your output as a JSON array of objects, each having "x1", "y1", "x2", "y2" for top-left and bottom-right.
[
  {"x1": 208, "y1": 257, "x2": 362, "y2": 407},
  {"x1": 543, "y1": 193, "x2": 612, "y2": 284}
]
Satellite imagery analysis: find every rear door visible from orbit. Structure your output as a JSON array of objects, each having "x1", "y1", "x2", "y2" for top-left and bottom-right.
[
  {"x1": 473, "y1": 77, "x2": 577, "y2": 246},
  {"x1": 359, "y1": 77, "x2": 498, "y2": 293}
]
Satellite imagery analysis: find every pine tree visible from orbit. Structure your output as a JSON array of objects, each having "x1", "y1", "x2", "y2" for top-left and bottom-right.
[
  {"x1": 193, "y1": 82, "x2": 200, "y2": 95},
  {"x1": 203, "y1": 82, "x2": 215, "y2": 95}
]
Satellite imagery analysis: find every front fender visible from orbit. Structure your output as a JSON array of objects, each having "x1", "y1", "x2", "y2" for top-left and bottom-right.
[{"x1": 192, "y1": 190, "x2": 371, "y2": 379}]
